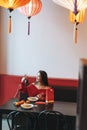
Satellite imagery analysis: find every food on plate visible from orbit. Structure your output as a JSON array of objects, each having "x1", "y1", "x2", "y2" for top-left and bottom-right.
[
  {"x1": 25, "y1": 100, "x2": 30, "y2": 104},
  {"x1": 15, "y1": 100, "x2": 25, "y2": 106},
  {"x1": 21, "y1": 103, "x2": 34, "y2": 109},
  {"x1": 27, "y1": 97, "x2": 38, "y2": 102},
  {"x1": 23, "y1": 103, "x2": 30, "y2": 107}
]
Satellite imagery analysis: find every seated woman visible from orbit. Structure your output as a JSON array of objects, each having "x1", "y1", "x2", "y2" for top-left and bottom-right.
[{"x1": 27, "y1": 70, "x2": 52, "y2": 101}]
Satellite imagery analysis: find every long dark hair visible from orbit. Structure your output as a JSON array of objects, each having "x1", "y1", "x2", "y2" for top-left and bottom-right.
[{"x1": 38, "y1": 70, "x2": 48, "y2": 86}]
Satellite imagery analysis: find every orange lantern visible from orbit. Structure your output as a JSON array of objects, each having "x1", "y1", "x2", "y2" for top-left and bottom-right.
[
  {"x1": 52, "y1": 0, "x2": 87, "y2": 44},
  {"x1": 18, "y1": 0, "x2": 42, "y2": 35},
  {"x1": 0, "y1": 0, "x2": 30, "y2": 33}
]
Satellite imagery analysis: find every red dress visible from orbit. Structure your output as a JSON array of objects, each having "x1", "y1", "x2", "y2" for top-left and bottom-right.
[{"x1": 27, "y1": 84, "x2": 46, "y2": 101}]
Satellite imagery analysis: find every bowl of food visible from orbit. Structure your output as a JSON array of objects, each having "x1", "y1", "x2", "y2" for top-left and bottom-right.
[
  {"x1": 21, "y1": 103, "x2": 34, "y2": 109},
  {"x1": 27, "y1": 97, "x2": 38, "y2": 102}
]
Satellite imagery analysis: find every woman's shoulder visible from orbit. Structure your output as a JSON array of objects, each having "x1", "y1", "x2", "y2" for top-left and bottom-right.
[{"x1": 42, "y1": 86, "x2": 52, "y2": 89}]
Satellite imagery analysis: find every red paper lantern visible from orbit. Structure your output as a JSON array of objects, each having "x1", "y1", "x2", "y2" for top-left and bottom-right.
[
  {"x1": 0, "y1": 0, "x2": 30, "y2": 33},
  {"x1": 18, "y1": 0, "x2": 42, "y2": 35}
]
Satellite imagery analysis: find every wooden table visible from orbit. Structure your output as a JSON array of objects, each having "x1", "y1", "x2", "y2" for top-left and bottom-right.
[{"x1": 0, "y1": 98, "x2": 77, "y2": 130}]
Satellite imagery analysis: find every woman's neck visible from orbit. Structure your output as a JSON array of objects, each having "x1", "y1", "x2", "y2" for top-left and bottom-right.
[
  {"x1": 35, "y1": 81, "x2": 43, "y2": 86},
  {"x1": 35, "y1": 81, "x2": 45, "y2": 89}
]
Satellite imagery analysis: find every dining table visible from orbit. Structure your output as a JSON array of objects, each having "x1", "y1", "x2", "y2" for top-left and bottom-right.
[{"x1": 0, "y1": 98, "x2": 77, "y2": 130}]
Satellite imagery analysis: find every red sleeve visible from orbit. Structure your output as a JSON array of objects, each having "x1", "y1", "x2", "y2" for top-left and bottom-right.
[{"x1": 27, "y1": 84, "x2": 39, "y2": 97}]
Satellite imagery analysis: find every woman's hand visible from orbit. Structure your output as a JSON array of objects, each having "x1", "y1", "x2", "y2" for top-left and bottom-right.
[{"x1": 37, "y1": 92, "x2": 45, "y2": 101}]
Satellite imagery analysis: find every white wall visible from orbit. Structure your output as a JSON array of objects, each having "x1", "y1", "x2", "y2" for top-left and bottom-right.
[{"x1": 0, "y1": 0, "x2": 87, "y2": 79}]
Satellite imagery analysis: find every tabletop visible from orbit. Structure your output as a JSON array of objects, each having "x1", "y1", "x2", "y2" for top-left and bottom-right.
[{"x1": 0, "y1": 98, "x2": 77, "y2": 116}]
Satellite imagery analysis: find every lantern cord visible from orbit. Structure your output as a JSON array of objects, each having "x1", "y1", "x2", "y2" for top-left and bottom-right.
[
  {"x1": 8, "y1": 15, "x2": 12, "y2": 33},
  {"x1": 28, "y1": 21, "x2": 30, "y2": 35},
  {"x1": 28, "y1": 17, "x2": 31, "y2": 35},
  {"x1": 73, "y1": 21, "x2": 79, "y2": 44}
]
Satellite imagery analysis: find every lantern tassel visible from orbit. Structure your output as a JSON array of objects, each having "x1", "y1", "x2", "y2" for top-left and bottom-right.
[
  {"x1": 28, "y1": 21, "x2": 30, "y2": 35},
  {"x1": 8, "y1": 15, "x2": 12, "y2": 33},
  {"x1": 75, "y1": 27, "x2": 78, "y2": 44},
  {"x1": 73, "y1": 21, "x2": 78, "y2": 44}
]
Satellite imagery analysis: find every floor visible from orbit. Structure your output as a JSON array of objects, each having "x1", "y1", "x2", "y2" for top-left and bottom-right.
[{"x1": 2, "y1": 115, "x2": 9, "y2": 130}]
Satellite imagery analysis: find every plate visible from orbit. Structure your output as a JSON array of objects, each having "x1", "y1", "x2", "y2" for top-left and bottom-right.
[
  {"x1": 27, "y1": 97, "x2": 38, "y2": 102},
  {"x1": 21, "y1": 103, "x2": 34, "y2": 109}
]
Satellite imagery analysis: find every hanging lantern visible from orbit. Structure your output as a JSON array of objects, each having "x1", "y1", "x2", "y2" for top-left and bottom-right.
[
  {"x1": 52, "y1": 0, "x2": 87, "y2": 43},
  {"x1": 0, "y1": 0, "x2": 30, "y2": 33},
  {"x1": 18, "y1": 0, "x2": 42, "y2": 35},
  {"x1": 70, "y1": 9, "x2": 85, "y2": 43}
]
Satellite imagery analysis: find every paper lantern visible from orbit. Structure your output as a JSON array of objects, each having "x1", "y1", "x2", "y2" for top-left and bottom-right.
[
  {"x1": 70, "y1": 9, "x2": 85, "y2": 43},
  {"x1": 0, "y1": 0, "x2": 31, "y2": 10},
  {"x1": 52, "y1": 0, "x2": 87, "y2": 43},
  {"x1": 0, "y1": 0, "x2": 30, "y2": 33},
  {"x1": 18, "y1": 0, "x2": 42, "y2": 35}
]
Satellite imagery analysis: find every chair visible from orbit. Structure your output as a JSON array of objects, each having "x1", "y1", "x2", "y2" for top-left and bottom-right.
[
  {"x1": 7, "y1": 111, "x2": 36, "y2": 130},
  {"x1": 38, "y1": 110, "x2": 66, "y2": 130}
]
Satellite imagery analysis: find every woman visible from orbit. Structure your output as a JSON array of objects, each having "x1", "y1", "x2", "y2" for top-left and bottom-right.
[{"x1": 27, "y1": 70, "x2": 51, "y2": 101}]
